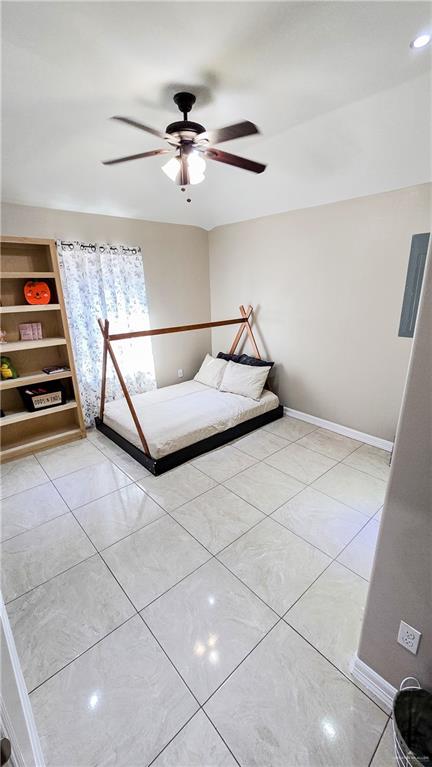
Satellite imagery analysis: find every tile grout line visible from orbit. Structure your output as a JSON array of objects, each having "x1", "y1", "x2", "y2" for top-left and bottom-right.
[
  {"x1": 4, "y1": 550, "x2": 99, "y2": 607},
  {"x1": 367, "y1": 716, "x2": 392, "y2": 767},
  {"x1": 138, "y1": 611, "x2": 202, "y2": 708},
  {"x1": 232, "y1": 427, "x2": 385, "y2": 516},
  {"x1": 68, "y1": 504, "x2": 215, "y2": 731},
  {"x1": 28, "y1": 612, "x2": 138, "y2": 696},
  {"x1": 261, "y1": 421, "x2": 390, "y2": 477},
  {"x1": 281, "y1": 621, "x2": 392, "y2": 718},
  {"x1": 4, "y1": 437, "x2": 375, "y2": 616},
  {"x1": 2, "y1": 428, "x2": 379, "y2": 547},
  {"x1": 6, "y1": 476, "x2": 374, "y2": 714},
  {"x1": 1, "y1": 508, "x2": 72, "y2": 545},
  {"x1": 3, "y1": 428, "x2": 387, "y2": 762},
  {"x1": 6, "y1": 437, "x2": 373, "y2": 632},
  {"x1": 200, "y1": 709, "x2": 242, "y2": 767}
]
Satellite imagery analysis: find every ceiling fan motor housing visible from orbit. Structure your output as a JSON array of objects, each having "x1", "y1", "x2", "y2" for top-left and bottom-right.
[
  {"x1": 165, "y1": 120, "x2": 206, "y2": 142},
  {"x1": 166, "y1": 93, "x2": 205, "y2": 143}
]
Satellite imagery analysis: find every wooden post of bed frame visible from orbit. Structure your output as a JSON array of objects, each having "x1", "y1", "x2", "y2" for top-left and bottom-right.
[
  {"x1": 97, "y1": 318, "x2": 151, "y2": 456},
  {"x1": 240, "y1": 305, "x2": 261, "y2": 359},
  {"x1": 229, "y1": 305, "x2": 261, "y2": 359}
]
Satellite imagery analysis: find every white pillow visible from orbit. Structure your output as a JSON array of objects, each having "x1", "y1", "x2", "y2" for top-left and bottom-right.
[
  {"x1": 194, "y1": 354, "x2": 227, "y2": 389},
  {"x1": 220, "y1": 360, "x2": 271, "y2": 400}
]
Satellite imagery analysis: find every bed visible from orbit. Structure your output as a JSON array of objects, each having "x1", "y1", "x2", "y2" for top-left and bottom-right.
[{"x1": 95, "y1": 306, "x2": 283, "y2": 475}]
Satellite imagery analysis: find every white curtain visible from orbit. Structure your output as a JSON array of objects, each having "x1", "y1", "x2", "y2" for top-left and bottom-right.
[{"x1": 57, "y1": 241, "x2": 156, "y2": 426}]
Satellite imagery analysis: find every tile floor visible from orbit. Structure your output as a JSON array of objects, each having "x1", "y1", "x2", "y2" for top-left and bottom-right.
[{"x1": 0, "y1": 416, "x2": 395, "y2": 767}]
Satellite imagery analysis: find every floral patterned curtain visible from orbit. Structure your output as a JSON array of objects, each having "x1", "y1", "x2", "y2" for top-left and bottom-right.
[{"x1": 57, "y1": 241, "x2": 156, "y2": 426}]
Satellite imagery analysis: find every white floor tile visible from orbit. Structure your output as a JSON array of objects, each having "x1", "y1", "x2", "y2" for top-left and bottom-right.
[
  {"x1": 337, "y1": 519, "x2": 380, "y2": 580},
  {"x1": 235, "y1": 429, "x2": 289, "y2": 459},
  {"x1": 53, "y1": 461, "x2": 131, "y2": 509},
  {"x1": 144, "y1": 559, "x2": 276, "y2": 702},
  {"x1": 106, "y1": 450, "x2": 151, "y2": 480},
  {"x1": 87, "y1": 429, "x2": 151, "y2": 480},
  {"x1": 273, "y1": 487, "x2": 368, "y2": 557},
  {"x1": 3, "y1": 431, "x2": 393, "y2": 766},
  {"x1": 265, "y1": 442, "x2": 338, "y2": 484},
  {"x1": 205, "y1": 621, "x2": 387, "y2": 767},
  {"x1": 0, "y1": 455, "x2": 47, "y2": 500},
  {"x1": 153, "y1": 710, "x2": 237, "y2": 767},
  {"x1": 312, "y1": 463, "x2": 386, "y2": 516},
  {"x1": 1, "y1": 514, "x2": 95, "y2": 602},
  {"x1": 370, "y1": 720, "x2": 395, "y2": 767},
  {"x1": 30, "y1": 616, "x2": 197, "y2": 767},
  {"x1": 218, "y1": 517, "x2": 330, "y2": 614},
  {"x1": 36, "y1": 439, "x2": 107, "y2": 479},
  {"x1": 263, "y1": 415, "x2": 317, "y2": 441},
  {"x1": 102, "y1": 516, "x2": 210, "y2": 610},
  {"x1": 296, "y1": 428, "x2": 362, "y2": 460},
  {"x1": 74, "y1": 484, "x2": 165, "y2": 550},
  {"x1": 343, "y1": 444, "x2": 391, "y2": 482},
  {"x1": 192, "y1": 445, "x2": 257, "y2": 483},
  {"x1": 172, "y1": 485, "x2": 264, "y2": 554},
  {"x1": 286, "y1": 561, "x2": 368, "y2": 675},
  {"x1": 224, "y1": 462, "x2": 304, "y2": 514},
  {"x1": 1, "y1": 483, "x2": 69, "y2": 542},
  {"x1": 137, "y1": 464, "x2": 216, "y2": 512},
  {"x1": 7, "y1": 555, "x2": 134, "y2": 691}
]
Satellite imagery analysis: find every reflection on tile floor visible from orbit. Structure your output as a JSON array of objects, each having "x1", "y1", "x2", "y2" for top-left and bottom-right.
[{"x1": 1, "y1": 420, "x2": 392, "y2": 766}]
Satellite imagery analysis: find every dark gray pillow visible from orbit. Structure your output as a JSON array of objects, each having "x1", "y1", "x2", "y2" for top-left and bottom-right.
[
  {"x1": 239, "y1": 354, "x2": 274, "y2": 368},
  {"x1": 217, "y1": 352, "x2": 243, "y2": 363},
  {"x1": 217, "y1": 352, "x2": 274, "y2": 368}
]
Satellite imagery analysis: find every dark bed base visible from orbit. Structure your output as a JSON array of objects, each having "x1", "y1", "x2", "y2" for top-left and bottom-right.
[{"x1": 95, "y1": 404, "x2": 284, "y2": 476}]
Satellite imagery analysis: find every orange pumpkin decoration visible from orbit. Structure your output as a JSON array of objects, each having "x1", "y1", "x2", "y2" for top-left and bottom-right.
[{"x1": 24, "y1": 280, "x2": 51, "y2": 305}]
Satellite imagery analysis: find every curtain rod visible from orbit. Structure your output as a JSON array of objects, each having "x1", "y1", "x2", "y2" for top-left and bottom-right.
[{"x1": 58, "y1": 241, "x2": 140, "y2": 255}]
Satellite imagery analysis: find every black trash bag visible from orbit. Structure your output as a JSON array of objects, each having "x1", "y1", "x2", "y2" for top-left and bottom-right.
[{"x1": 393, "y1": 682, "x2": 432, "y2": 766}]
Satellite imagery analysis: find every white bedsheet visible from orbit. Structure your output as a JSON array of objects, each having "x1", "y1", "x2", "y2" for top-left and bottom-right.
[{"x1": 103, "y1": 380, "x2": 279, "y2": 459}]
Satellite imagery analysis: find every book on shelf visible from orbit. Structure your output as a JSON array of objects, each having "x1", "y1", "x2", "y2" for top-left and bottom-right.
[{"x1": 42, "y1": 364, "x2": 71, "y2": 375}]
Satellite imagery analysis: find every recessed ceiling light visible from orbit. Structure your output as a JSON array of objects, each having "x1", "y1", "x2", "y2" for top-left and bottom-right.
[{"x1": 410, "y1": 33, "x2": 431, "y2": 49}]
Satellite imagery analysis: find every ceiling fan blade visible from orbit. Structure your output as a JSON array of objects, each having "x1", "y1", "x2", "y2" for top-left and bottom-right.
[
  {"x1": 102, "y1": 148, "x2": 171, "y2": 165},
  {"x1": 110, "y1": 116, "x2": 175, "y2": 142},
  {"x1": 199, "y1": 147, "x2": 266, "y2": 174},
  {"x1": 197, "y1": 121, "x2": 259, "y2": 145}
]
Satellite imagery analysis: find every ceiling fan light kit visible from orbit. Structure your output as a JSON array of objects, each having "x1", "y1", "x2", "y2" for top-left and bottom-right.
[{"x1": 103, "y1": 91, "x2": 266, "y2": 188}]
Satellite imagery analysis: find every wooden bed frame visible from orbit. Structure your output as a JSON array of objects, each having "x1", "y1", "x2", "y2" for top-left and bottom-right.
[{"x1": 95, "y1": 305, "x2": 283, "y2": 475}]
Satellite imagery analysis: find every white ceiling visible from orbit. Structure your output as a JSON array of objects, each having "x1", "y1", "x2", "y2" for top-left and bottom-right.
[{"x1": 2, "y1": 1, "x2": 431, "y2": 229}]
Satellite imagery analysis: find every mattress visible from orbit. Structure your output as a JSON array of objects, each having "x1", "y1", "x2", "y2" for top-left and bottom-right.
[{"x1": 103, "y1": 380, "x2": 280, "y2": 459}]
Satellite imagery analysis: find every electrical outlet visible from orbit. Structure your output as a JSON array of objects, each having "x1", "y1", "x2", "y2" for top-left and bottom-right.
[
  {"x1": 398, "y1": 621, "x2": 422, "y2": 655},
  {"x1": 177, "y1": 369, "x2": 183, "y2": 378}
]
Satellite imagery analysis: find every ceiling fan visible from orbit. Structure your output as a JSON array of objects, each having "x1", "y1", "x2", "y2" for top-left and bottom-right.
[{"x1": 102, "y1": 91, "x2": 266, "y2": 186}]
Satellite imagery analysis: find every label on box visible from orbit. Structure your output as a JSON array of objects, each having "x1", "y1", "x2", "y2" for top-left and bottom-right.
[
  {"x1": 32, "y1": 391, "x2": 62, "y2": 409},
  {"x1": 19, "y1": 323, "x2": 34, "y2": 340}
]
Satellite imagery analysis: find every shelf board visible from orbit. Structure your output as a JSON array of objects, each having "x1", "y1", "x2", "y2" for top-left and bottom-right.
[
  {"x1": 0, "y1": 304, "x2": 61, "y2": 314},
  {"x1": 0, "y1": 401, "x2": 77, "y2": 427},
  {"x1": 0, "y1": 427, "x2": 83, "y2": 461},
  {"x1": 0, "y1": 370, "x2": 72, "y2": 391},
  {"x1": 0, "y1": 272, "x2": 55, "y2": 279},
  {"x1": 0, "y1": 337, "x2": 66, "y2": 352}
]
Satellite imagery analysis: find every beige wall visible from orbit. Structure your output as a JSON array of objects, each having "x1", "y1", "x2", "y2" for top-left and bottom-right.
[
  {"x1": 209, "y1": 183, "x2": 431, "y2": 440},
  {"x1": 3, "y1": 185, "x2": 431, "y2": 441},
  {"x1": 358, "y1": 245, "x2": 432, "y2": 690},
  {"x1": 1, "y1": 203, "x2": 211, "y2": 388}
]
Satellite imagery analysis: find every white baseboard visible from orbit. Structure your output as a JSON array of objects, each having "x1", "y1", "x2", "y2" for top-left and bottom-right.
[
  {"x1": 283, "y1": 407, "x2": 393, "y2": 452},
  {"x1": 351, "y1": 655, "x2": 397, "y2": 711}
]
